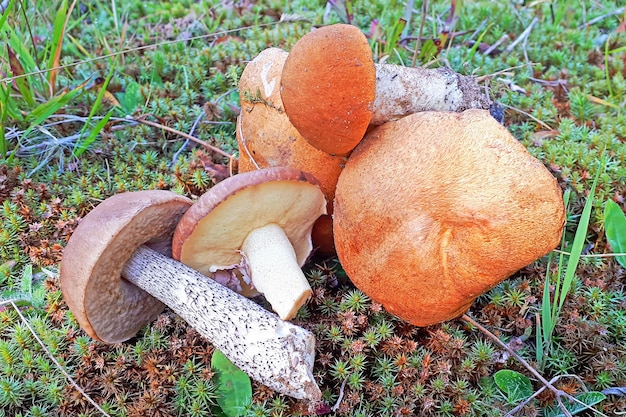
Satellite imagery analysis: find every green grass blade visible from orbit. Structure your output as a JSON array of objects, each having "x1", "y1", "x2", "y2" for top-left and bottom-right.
[
  {"x1": 384, "y1": 19, "x2": 406, "y2": 57},
  {"x1": 73, "y1": 110, "x2": 113, "y2": 157},
  {"x1": 7, "y1": 86, "x2": 84, "y2": 162},
  {"x1": 466, "y1": 23, "x2": 493, "y2": 63},
  {"x1": 0, "y1": 82, "x2": 22, "y2": 121},
  {"x1": 604, "y1": 199, "x2": 626, "y2": 268},
  {"x1": 0, "y1": 84, "x2": 15, "y2": 158},
  {"x1": 0, "y1": 0, "x2": 16, "y2": 31},
  {"x1": 541, "y1": 252, "x2": 554, "y2": 347},
  {"x1": 47, "y1": 0, "x2": 77, "y2": 96},
  {"x1": 6, "y1": 25, "x2": 41, "y2": 84},
  {"x1": 26, "y1": 88, "x2": 83, "y2": 126},
  {"x1": 535, "y1": 311, "x2": 544, "y2": 367},
  {"x1": 6, "y1": 45, "x2": 35, "y2": 106},
  {"x1": 72, "y1": 63, "x2": 117, "y2": 156},
  {"x1": 557, "y1": 164, "x2": 602, "y2": 311}
]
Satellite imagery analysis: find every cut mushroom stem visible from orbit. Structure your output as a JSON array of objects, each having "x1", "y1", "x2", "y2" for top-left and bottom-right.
[
  {"x1": 172, "y1": 167, "x2": 327, "y2": 321},
  {"x1": 123, "y1": 245, "x2": 321, "y2": 401},
  {"x1": 241, "y1": 223, "x2": 312, "y2": 320},
  {"x1": 371, "y1": 64, "x2": 491, "y2": 125}
]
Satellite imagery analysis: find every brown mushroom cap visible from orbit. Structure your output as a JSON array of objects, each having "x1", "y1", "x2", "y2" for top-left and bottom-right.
[
  {"x1": 280, "y1": 24, "x2": 376, "y2": 156},
  {"x1": 237, "y1": 47, "x2": 345, "y2": 254},
  {"x1": 333, "y1": 109, "x2": 565, "y2": 326},
  {"x1": 172, "y1": 167, "x2": 326, "y2": 287},
  {"x1": 60, "y1": 190, "x2": 192, "y2": 343}
]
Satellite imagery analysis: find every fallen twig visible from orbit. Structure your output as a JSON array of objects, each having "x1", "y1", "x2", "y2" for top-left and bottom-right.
[
  {"x1": 130, "y1": 115, "x2": 232, "y2": 160},
  {"x1": 578, "y1": 6, "x2": 626, "y2": 30},
  {"x1": 505, "y1": 17, "x2": 539, "y2": 54},
  {"x1": 498, "y1": 102, "x2": 554, "y2": 131},
  {"x1": 1, "y1": 299, "x2": 112, "y2": 417},
  {"x1": 461, "y1": 314, "x2": 608, "y2": 417}
]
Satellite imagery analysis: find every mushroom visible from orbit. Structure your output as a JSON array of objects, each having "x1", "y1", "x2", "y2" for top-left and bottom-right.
[
  {"x1": 280, "y1": 24, "x2": 376, "y2": 156},
  {"x1": 280, "y1": 24, "x2": 491, "y2": 155},
  {"x1": 60, "y1": 190, "x2": 321, "y2": 401},
  {"x1": 237, "y1": 47, "x2": 344, "y2": 254},
  {"x1": 172, "y1": 167, "x2": 327, "y2": 320},
  {"x1": 333, "y1": 109, "x2": 565, "y2": 326}
]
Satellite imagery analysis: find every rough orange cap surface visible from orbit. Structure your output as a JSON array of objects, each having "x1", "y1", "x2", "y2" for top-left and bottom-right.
[
  {"x1": 237, "y1": 47, "x2": 345, "y2": 253},
  {"x1": 281, "y1": 24, "x2": 376, "y2": 156},
  {"x1": 333, "y1": 109, "x2": 565, "y2": 326}
]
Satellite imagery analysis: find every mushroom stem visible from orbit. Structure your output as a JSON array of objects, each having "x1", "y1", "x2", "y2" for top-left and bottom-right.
[
  {"x1": 122, "y1": 245, "x2": 321, "y2": 402},
  {"x1": 371, "y1": 64, "x2": 491, "y2": 125},
  {"x1": 241, "y1": 223, "x2": 313, "y2": 320}
]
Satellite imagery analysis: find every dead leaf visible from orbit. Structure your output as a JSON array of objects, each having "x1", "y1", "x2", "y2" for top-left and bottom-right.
[
  {"x1": 531, "y1": 130, "x2": 560, "y2": 146},
  {"x1": 7, "y1": 45, "x2": 25, "y2": 77}
]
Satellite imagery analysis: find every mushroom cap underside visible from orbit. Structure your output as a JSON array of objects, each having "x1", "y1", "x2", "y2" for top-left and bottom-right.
[
  {"x1": 237, "y1": 47, "x2": 345, "y2": 253},
  {"x1": 172, "y1": 167, "x2": 327, "y2": 282},
  {"x1": 333, "y1": 109, "x2": 565, "y2": 326},
  {"x1": 60, "y1": 190, "x2": 193, "y2": 343}
]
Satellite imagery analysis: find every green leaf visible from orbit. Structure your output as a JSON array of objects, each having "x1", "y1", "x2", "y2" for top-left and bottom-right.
[
  {"x1": 0, "y1": 264, "x2": 45, "y2": 308},
  {"x1": 543, "y1": 391, "x2": 606, "y2": 417},
  {"x1": 605, "y1": 199, "x2": 626, "y2": 268},
  {"x1": 26, "y1": 87, "x2": 83, "y2": 125},
  {"x1": 211, "y1": 349, "x2": 252, "y2": 417},
  {"x1": 494, "y1": 370, "x2": 533, "y2": 402},
  {"x1": 119, "y1": 82, "x2": 143, "y2": 115},
  {"x1": 19, "y1": 264, "x2": 32, "y2": 295}
]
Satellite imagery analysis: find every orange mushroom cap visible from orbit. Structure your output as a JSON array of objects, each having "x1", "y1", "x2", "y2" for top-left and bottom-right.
[
  {"x1": 280, "y1": 24, "x2": 376, "y2": 156},
  {"x1": 237, "y1": 47, "x2": 345, "y2": 254},
  {"x1": 333, "y1": 109, "x2": 565, "y2": 326}
]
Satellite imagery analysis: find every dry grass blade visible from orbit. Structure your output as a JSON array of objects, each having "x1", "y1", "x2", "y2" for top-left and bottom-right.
[
  {"x1": 47, "y1": 0, "x2": 77, "y2": 96},
  {"x1": 1, "y1": 299, "x2": 112, "y2": 417},
  {"x1": 462, "y1": 314, "x2": 608, "y2": 417}
]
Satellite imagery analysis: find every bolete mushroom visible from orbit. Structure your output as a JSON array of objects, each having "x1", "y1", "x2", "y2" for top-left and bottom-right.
[
  {"x1": 333, "y1": 109, "x2": 565, "y2": 326},
  {"x1": 60, "y1": 190, "x2": 321, "y2": 401},
  {"x1": 237, "y1": 47, "x2": 344, "y2": 254},
  {"x1": 280, "y1": 24, "x2": 491, "y2": 154},
  {"x1": 280, "y1": 24, "x2": 376, "y2": 156},
  {"x1": 172, "y1": 167, "x2": 327, "y2": 320}
]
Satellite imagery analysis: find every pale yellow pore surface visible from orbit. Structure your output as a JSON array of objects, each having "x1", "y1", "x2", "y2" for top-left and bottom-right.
[{"x1": 177, "y1": 180, "x2": 326, "y2": 279}]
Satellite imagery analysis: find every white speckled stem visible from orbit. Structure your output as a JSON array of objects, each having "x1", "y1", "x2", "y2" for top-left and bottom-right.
[
  {"x1": 241, "y1": 224, "x2": 312, "y2": 321},
  {"x1": 122, "y1": 245, "x2": 321, "y2": 402},
  {"x1": 372, "y1": 64, "x2": 492, "y2": 125}
]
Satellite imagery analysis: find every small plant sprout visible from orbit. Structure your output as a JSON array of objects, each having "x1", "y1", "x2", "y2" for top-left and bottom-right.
[
  {"x1": 537, "y1": 160, "x2": 602, "y2": 371},
  {"x1": 604, "y1": 199, "x2": 626, "y2": 268}
]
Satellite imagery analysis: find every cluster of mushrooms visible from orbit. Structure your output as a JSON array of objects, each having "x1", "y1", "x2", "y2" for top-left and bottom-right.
[{"x1": 60, "y1": 24, "x2": 566, "y2": 405}]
